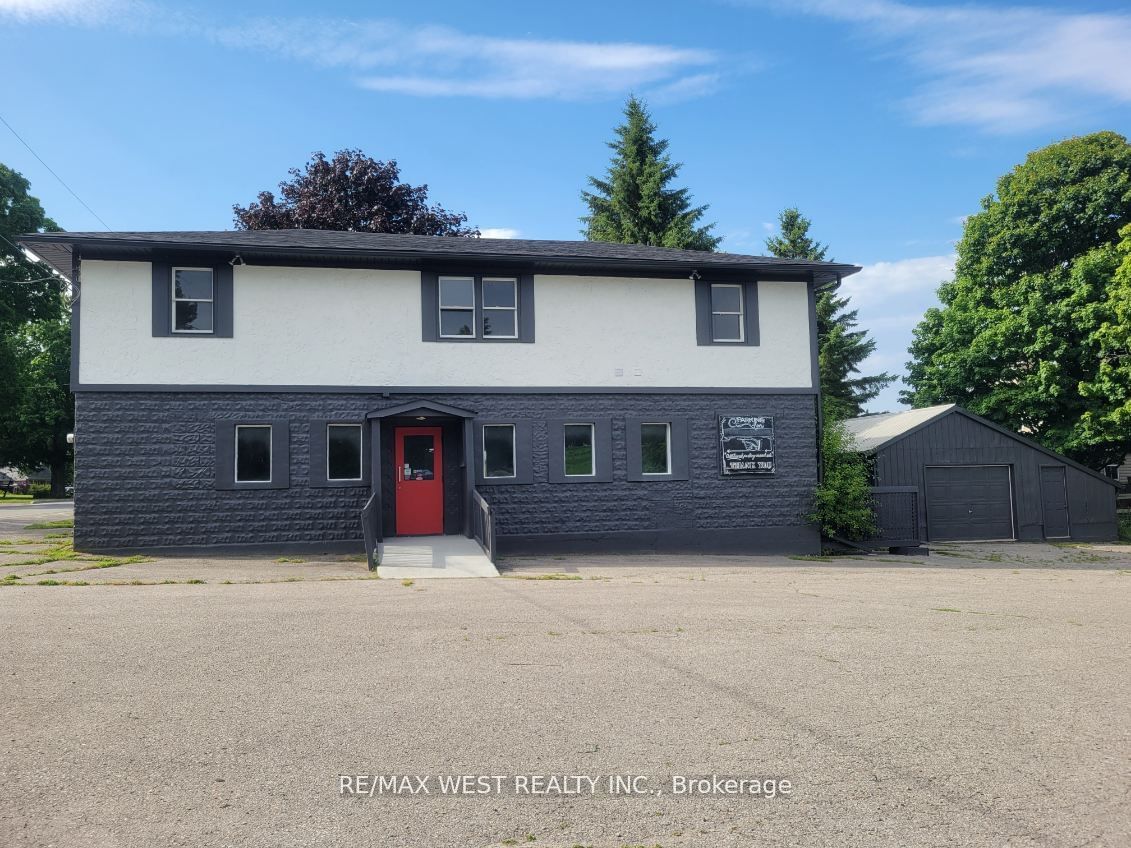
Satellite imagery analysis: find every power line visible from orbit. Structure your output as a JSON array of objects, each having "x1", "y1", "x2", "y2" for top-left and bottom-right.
[{"x1": 0, "y1": 112, "x2": 111, "y2": 231}]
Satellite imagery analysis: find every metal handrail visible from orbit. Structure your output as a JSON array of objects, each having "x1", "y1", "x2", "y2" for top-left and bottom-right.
[
  {"x1": 471, "y1": 488, "x2": 496, "y2": 563},
  {"x1": 360, "y1": 491, "x2": 381, "y2": 570}
]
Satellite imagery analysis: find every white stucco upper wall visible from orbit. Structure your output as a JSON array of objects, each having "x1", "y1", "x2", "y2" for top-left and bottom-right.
[{"x1": 77, "y1": 261, "x2": 814, "y2": 388}]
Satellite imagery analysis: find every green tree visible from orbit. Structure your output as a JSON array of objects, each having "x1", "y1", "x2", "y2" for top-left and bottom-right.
[
  {"x1": 1, "y1": 314, "x2": 73, "y2": 496},
  {"x1": 766, "y1": 208, "x2": 894, "y2": 418},
  {"x1": 809, "y1": 417, "x2": 876, "y2": 541},
  {"x1": 582, "y1": 97, "x2": 719, "y2": 251},
  {"x1": 0, "y1": 164, "x2": 71, "y2": 495},
  {"x1": 903, "y1": 132, "x2": 1131, "y2": 467},
  {"x1": 0, "y1": 164, "x2": 61, "y2": 328},
  {"x1": 1079, "y1": 223, "x2": 1131, "y2": 449}
]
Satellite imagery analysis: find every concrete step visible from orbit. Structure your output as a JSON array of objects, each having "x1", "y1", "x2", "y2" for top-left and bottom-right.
[{"x1": 376, "y1": 535, "x2": 498, "y2": 579}]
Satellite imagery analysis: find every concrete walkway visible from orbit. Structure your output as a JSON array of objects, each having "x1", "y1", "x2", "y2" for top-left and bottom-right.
[{"x1": 376, "y1": 534, "x2": 498, "y2": 579}]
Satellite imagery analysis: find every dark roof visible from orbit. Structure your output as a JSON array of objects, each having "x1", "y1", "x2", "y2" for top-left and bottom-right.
[
  {"x1": 18, "y1": 229, "x2": 861, "y2": 284},
  {"x1": 846, "y1": 404, "x2": 1119, "y2": 488}
]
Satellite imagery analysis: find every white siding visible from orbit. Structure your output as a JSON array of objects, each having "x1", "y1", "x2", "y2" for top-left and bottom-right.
[{"x1": 78, "y1": 261, "x2": 814, "y2": 388}]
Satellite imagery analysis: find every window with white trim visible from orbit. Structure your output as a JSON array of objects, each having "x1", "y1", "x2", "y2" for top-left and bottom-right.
[
  {"x1": 563, "y1": 423, "x2": 596, "y2": 477},
  {"x1": 327, "y1": 424, "x2": 363, "y2": 481},
  {"x1": 235, "y1": 425, "x2": 272, "y2": 483},
  {"x1": 483, "y1": 424, "x2": 516, "y2": 479},
  {"x1": 640, "y1": 423, "x2": 672, "y2": 475},
  {"x1": 482, "y1": 278, "x2": 518, "y2": 338},
  {"x1": 710, "y1": 283, "x2": 744, "y2": 342},
  {"x1": 172, "y1": 268, "x2": 215, "y2": 333},
  {"x1": 439, "y1": 276, "x2": 476, "y2": 338}
]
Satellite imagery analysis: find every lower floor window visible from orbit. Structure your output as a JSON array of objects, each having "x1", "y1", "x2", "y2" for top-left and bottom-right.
[
  {"x1": 327, "y1": 424, "x2": 363, "y2": 481},
  {"x1": 236, "y1": 425, "x2": 272, "y2": 482},
  {"x1": 483, "y1": 424, "x2": 516, "y2": 478},
  {"x1": 564, "y1": 423, "x2": 595, "y2": 476},
  {"x1": 640, "y1": 423, "x2": 672, "y2": 475}
]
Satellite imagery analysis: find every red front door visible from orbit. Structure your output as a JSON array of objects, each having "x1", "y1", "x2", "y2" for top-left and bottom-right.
[{"x1": 394, "y1": 427, "x2": 444, "y2": 535}]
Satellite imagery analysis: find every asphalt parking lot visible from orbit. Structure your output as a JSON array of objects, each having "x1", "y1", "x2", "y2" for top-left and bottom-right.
[{"x1": 1, "y1": 503, "x2": 1129, "y2": 847}]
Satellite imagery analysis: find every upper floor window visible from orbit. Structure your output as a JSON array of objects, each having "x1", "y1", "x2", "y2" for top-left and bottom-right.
[
  {"x1": 422, "y1": 272, "x2": 534, "y2": 343},
  {"x1": 439, "y1": 276, "x2": 476, "y2": 338},
  {"x1": 153, "y1": 262, "x2": 233, "y2": 338},
  {"x1": 482, "y1": 278, "x2": 518, "y2": 338},
  {"x1": 710, "y1": 284, "x2": 744, "y2": 343},
  {"x1": 173, "y1": 268, "x2": 215, "y2": 333},
  {"x1": 1103, "y1": 464, "x2": 1120, "y2": 480},
  {"x1": 693, "y1": 280, "x2": 759, "y2": 347}
]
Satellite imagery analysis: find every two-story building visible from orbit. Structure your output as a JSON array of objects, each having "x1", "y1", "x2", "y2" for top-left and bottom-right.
[{"x1": 19, "y1": 230, "x2": 860, "y2": 561}]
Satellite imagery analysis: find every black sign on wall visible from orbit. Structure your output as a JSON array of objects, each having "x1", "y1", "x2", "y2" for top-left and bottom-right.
[{"x1": 719, "y1": 415, "x2": 775, "y2": 476}]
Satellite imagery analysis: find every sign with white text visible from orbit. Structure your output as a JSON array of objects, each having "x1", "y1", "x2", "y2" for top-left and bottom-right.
[{"x1": 719, "y1": 415, "x2": 775, "y2": 476}]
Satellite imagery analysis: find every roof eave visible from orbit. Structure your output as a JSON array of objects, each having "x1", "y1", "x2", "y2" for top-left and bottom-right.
[{"x1": 18, "y1": 233, "x2": 862, "y2": 283}]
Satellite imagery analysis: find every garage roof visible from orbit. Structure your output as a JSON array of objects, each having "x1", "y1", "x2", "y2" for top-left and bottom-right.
[
  {"x1": 843, "y1": 404, "x2": 955, "y2": 452},
  {"x1": 845, "y1": 404, "x2": 1118, "y2": 487}
]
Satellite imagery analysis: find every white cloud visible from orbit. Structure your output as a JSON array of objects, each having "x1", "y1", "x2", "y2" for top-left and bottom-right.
[
  {"x1": 841, "y1": 254, "x2": 954, "y2": 307},
  {"x1": 839, "y1": 253, "x2": 956, "y2": 413},
  {"x1": 351, "y1": 32, "x2": 715, "y2": 101},
  {"x1": 757, "y1": 0, "x2": 1131, "y2": 132},
  {"x1": 0, "y1": 0, "x2": 120, "y2": 21},
  {"x1": 0, "y1": 4, "x2": 721, "y2": 102},
  {"x1": 479, "y1": 228, "x2": 521, "y2": 240}
]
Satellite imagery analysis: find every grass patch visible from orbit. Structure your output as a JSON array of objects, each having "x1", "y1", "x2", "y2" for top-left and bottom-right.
[
  {"x1": 91, "y1": 554, "x2": 149, "y2": 568},
  {"x1": 274, "y1": 556, "x2": 305, "y2": 563},
  {"x1": 185, "y1": 579, "x2": 205, "y2": 584},
  {"x1": 788, "y1": 554, "x2": 833, "y2": 562},
  {"x1": 43, "y1": 532, "x2": 72, "y2": 540},
  {"x1": 504, "y1": 572, "x2": 582, "y2": 581},
  {"x1": 400, "y1": 578, "x2": 415, "y2": 587},
  {"x1": 0, "y1": 493, "x2": 33, "y2": 503},
  {"x1": 932, "y1": 607, "x2": 961, "y2": 613},
  {"x1": 23, "y1": 518, "x2": 73, "y2": 530}
]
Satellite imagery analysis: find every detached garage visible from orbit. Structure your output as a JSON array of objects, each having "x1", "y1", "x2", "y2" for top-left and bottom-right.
[{"x1": 846, "y1": 405, "x2": 1119, "y2": 543}]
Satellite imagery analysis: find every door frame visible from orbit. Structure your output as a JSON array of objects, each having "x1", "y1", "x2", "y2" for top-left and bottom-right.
[
  {"x1": 923, "y1": 463, "x2": 1016, "y2": 542},
  {"x1": 393, "y1": 425, "x2": 444, "y2": 536}
]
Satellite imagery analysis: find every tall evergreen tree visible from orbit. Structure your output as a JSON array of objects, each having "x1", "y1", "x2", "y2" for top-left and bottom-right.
[
  {"x1": 766, "y1": 208, "x2": 894, "y2": 418},
  {"x1": 581, "y1": 97, "x2": 719, "y2": 251}
]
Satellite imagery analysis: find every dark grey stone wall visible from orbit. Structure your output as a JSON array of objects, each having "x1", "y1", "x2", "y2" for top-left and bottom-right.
[{"x1": 74, "y1": 391, "x2": 820, "y2": 552}]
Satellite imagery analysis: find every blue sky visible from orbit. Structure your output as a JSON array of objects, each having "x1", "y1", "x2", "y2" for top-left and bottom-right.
[{"x1": 2, "y1": 0, "x2": 1129, "y2": 409}]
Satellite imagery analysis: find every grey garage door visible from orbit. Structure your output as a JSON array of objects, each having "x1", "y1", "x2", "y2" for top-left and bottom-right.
[{"x1": 925, "y1": 465, "x2": 1015, "y2": 541}]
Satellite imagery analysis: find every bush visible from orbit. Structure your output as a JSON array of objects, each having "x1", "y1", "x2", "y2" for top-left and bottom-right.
[
  {"x1": 28, "y1": 482, "x2": 52, "y2": 499},
  {"x1": 809, "y1": 416, "x2": 877, "y2": 541}
]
